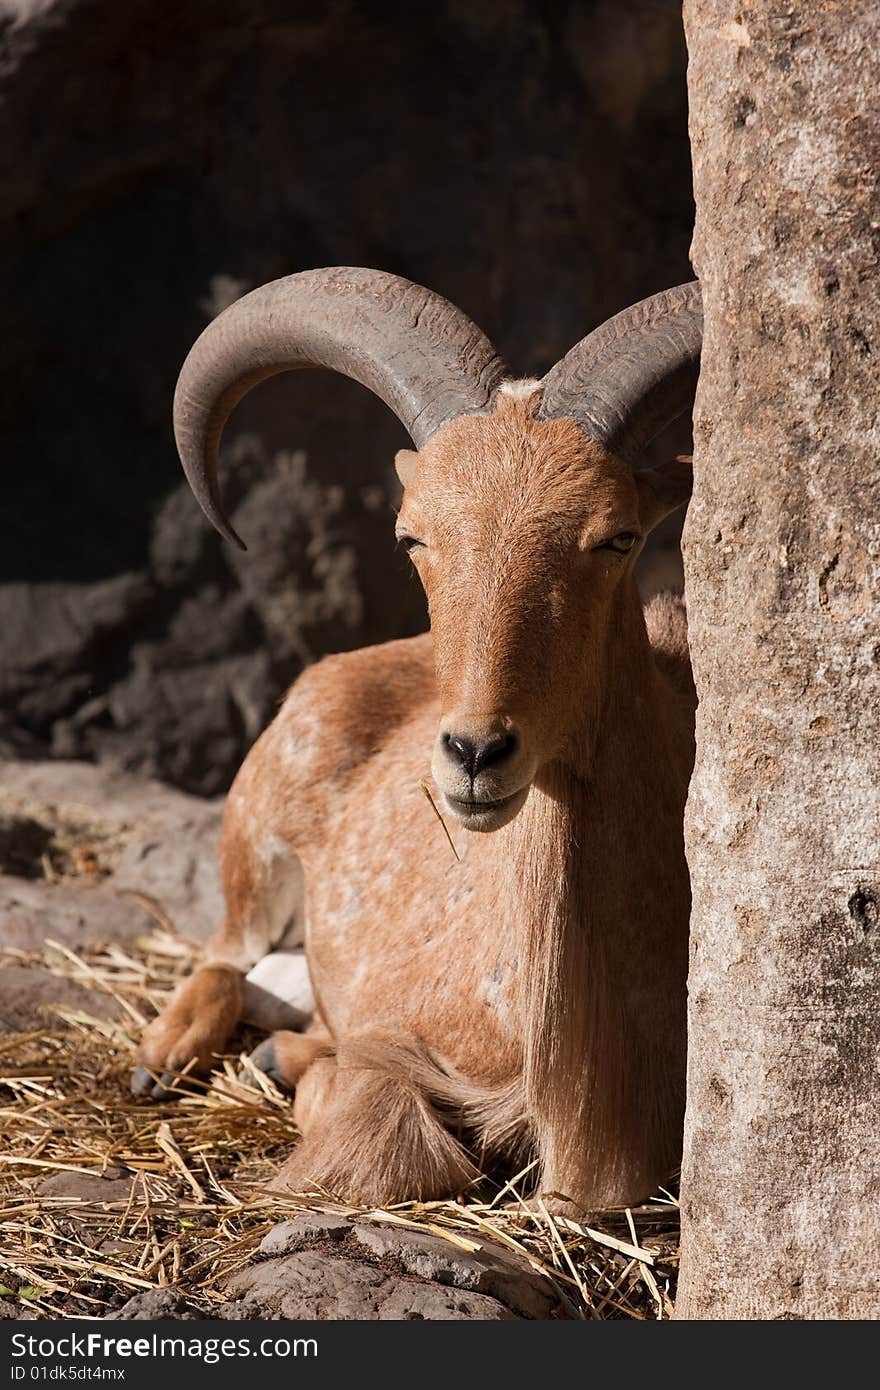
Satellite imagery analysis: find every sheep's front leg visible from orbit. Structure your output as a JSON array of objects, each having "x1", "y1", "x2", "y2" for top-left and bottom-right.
[
  {"x1": 133, "y1": 946, "x2": 315, "y2": 1101},
  {"x1": 132, "y1": 963, "x2": 244, "y2": 1099},
  {"x1": 132, "y1": 763, "x2": 306, "y2": 1099}
]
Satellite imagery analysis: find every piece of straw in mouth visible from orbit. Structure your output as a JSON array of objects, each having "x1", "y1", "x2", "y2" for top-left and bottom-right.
[{"x1": 419, "y1": 780, "x2": 461, "y2": 862}]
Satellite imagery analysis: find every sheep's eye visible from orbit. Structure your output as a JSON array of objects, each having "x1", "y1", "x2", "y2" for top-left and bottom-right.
[
  {"x1": 398, "y1": 535, "x2": 425, "y2": 555},
  {"x1": 595, "y1": 532, "x2": 638, "y2": 554}
]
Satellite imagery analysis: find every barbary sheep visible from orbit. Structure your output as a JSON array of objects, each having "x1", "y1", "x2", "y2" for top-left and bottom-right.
[{"x1": 133, "y1": 267, "x2": 701, "y2": 1211}]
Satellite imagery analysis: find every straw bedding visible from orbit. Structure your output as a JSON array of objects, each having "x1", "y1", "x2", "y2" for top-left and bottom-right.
[{"x1": 1, "y1": 931, "x2": 681, "y2": 1320}]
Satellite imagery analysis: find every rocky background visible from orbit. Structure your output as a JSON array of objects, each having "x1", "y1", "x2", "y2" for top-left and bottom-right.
[{"x1": 1, "y1": 0, "x2": 695, "y2": 797}]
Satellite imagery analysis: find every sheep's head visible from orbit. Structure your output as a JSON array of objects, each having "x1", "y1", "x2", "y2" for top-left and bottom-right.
[
  {"x1": 173, "y1": 268, "x2": 701, "y2": 831},
  {"x1": 396, "y1": 392, "x2": 691, "y2": 829}
]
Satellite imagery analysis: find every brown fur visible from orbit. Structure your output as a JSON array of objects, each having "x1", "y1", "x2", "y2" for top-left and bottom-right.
[
  {"x1": 137, "y1": 390, "x2": 695, "y2": 1212},
  {"x1": 276, "y1": 1038, "x2": 483, "y2": 1204},
  {"x1": 139, "y1": 966, "x2": 243, "y2": 1075}
]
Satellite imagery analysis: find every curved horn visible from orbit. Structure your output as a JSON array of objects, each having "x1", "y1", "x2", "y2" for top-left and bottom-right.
[
  {"x1": 538, "y1": 282, "x2": 702, "y2": 465},
  {"x1": 173, "y1": 267, "x2": 506, "y2": 547}
]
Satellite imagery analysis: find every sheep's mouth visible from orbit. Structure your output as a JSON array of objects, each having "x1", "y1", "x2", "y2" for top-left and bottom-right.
[{"x1": 443, "y1": 785, "x2": 529, "y2": 832}]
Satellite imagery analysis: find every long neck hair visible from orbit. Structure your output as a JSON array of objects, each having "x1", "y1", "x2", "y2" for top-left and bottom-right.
[{"x1": 506, "y1": 585, "x2": 690, "y2": 1209}]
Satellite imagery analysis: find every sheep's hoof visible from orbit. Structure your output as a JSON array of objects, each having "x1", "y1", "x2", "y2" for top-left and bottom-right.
[
  {"x1": 242, "y1": 1037, "x2": 290, "y2": 1091},
  {"x1": 131, "y1": 1065, "x2": 186, "y2": 1102}
]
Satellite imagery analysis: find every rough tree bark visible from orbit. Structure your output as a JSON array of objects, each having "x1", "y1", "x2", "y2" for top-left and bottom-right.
[{"x1": 678, "y1": 3, "x2": 880, "y2": 1318}]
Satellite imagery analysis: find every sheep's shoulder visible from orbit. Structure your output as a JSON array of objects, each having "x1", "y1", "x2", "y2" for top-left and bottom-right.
[{"x1": 269, "y1": 632, "x2": 436, "y2": 785}]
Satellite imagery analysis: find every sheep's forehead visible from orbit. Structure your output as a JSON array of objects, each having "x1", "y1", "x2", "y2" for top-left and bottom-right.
[{"x1": 407, "y1": 397, "x2": 638, "y2": 532}]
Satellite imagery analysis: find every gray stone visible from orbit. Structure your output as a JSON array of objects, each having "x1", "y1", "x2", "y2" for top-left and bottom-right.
[
  {"x1": 0, "y1": 759, "x2": 223, "y2": 945},
  {"x1": 260, "y1": 1212, "x2": 352, "y2": 1255},
  {"x1": 250, "y1": 1213, "x2": 569, "y2": 1319},
  {"x1": 351, "y1": 1221, "x2": 561, "y2": 1320},
  {"x1": 109, "y1": 1289, "x2": 199, "y2": 1321},
  {"x1": 36, "y1": 1170, "x2": 134, "y2": 1203},
  {"x1": 0, "y1": 964, "x2": 119, "y2": 1033},
  {"x1": 223, "y1": 1250, "x2": 516, "y2": 1321},
  {"x1": 0, "y1": 878, "x2": 157, "y2": 951}
]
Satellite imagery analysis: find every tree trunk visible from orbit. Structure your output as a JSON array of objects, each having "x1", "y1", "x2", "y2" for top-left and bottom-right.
[{"x1": 678, "y1": 2, "x2": 880, "y2": 1319}]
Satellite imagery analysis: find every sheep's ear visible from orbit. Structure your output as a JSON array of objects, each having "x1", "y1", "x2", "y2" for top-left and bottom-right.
[
  {"x1": 394, "y1": 449, "x2": 420, "y2": 488},
  {"x1": 636, "y1": 455, "x2": 693, "y2": 532}
]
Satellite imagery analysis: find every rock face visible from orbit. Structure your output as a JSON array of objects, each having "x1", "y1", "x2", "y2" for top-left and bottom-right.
[
  {"x1": 0, "y1": 758, "x2": 223, "y2": 952},
  {"x1": 0, "y1": 964, "x2": 119, "y2": 1031},
  {"x1": 678, "y1": 2, "x2": 880, "y2": 1319},
  {"x1": 1, "y1": 0, "x2": 695, "y2": 795}
]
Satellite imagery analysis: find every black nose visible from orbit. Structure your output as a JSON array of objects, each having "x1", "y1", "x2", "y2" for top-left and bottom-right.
[{"x1": 443, "y1": 730, "x2": 518, "y2": 778}]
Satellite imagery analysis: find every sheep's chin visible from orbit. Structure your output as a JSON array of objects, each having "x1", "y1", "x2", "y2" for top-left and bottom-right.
[{"x1": 442, "y1": 785, "x2": 529, "y2": 833}]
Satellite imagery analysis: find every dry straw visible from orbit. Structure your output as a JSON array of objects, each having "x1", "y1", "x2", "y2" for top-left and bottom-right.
[{"x1": 0, "y1": 932, "x2": 680, "y2": 1319}]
